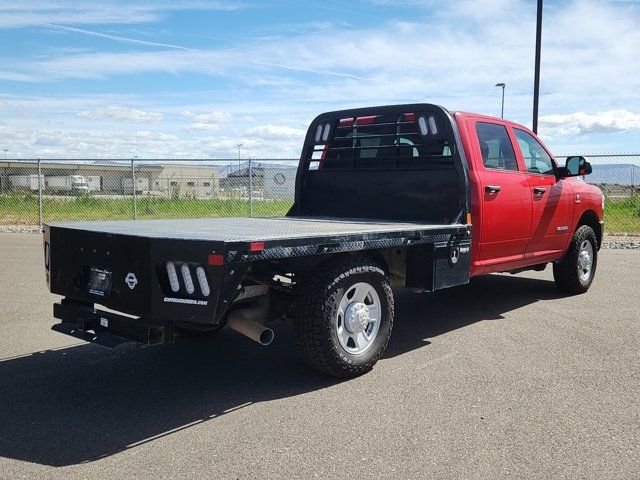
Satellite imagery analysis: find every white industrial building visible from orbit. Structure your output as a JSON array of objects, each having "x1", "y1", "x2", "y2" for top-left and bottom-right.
[
  {"x1": 263, "y1": 166, "x2": 297, "y2": 199},
  {"x1": 0, "y1": 161, "x2": 220, "y2": 198}
]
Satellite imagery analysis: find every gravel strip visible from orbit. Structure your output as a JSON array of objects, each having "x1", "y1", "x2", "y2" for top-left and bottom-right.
[
  {"x1": 602, "y1": 235, "x2": 640, "y2": 249},
  {"x1": 0, "y1": 225, "x2": 42, "y2": 234}
]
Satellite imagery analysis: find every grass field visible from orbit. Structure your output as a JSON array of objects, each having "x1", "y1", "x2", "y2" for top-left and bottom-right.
[
  {"x1": 0, "y1": 194, "x2": 292, "y2": 225},
  {"x1": 1, "y1": 193, "x2": 638, "y2": 234},
  {"x1": 603, "y1": 197, "x2": 640, "y2": 234}
]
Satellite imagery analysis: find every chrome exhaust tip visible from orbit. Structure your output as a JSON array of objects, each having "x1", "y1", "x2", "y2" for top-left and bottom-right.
[{"x1": 226, "y1": 313, "x2": 274, "y2": 346}]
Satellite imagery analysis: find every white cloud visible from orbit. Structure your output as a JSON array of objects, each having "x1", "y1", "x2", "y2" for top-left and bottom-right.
[
  {"x1": 44, "y1": 24, "x2": 190, "y2": 50},
  {"x1": 245, "y1": 125, "x2": 306, "y2": 140},
  {"x1": 181, "y1": 110, "x2": 233, "y2": 124},
  {"x1": 0, "y1": 70, "x2": 41, "y2": 82},
  {"x1": 77, "y1": 106, "x2": 163, "y2": 124},
  {"x1": 186, "y1": 122, "x2": 221, "y2": 132},
  {"x1": 7, "y1": 0, "x2": 638, "y2": 119},
  {"x1": 0, "y1": 3, "x2": 158, "y2": 29},
  {"x1": 3, "y1": 0, "x2": 640, "y2": 156},
  {"x1": 257, "y1": 62, "x2": 368, "y2": 81},
  {"x1": 539, "y1": 110, "x2": 640, "y2": 137},
  {"x1": 0, "y1": 2, "x2": 244, "y2": 29},
  {"x1": 1, "y1": 124, "x2": 187, "y2": 157},
  {"x1": 0, "y1": 99, "x2": 6, "y2": 108},
  {"x1": 181, "y1": 110, "x2": 232, "y2": 132}
]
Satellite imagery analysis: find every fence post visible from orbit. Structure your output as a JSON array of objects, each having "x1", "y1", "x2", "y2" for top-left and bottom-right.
[
  {"x1": 248, "y1": 158, "x2": 253, "y2": 217},
  {"x1": 131, "y1": 157, "x2": 137, "y2": 220},
  {"x1": 37, "y1": 158, "x2": 43, "y2": 229}
]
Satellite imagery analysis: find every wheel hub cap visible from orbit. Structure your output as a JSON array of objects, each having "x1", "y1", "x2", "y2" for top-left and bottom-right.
[
  {"x1": 578, "y1": 250, "x2": 591, "y2": 269},
  {"x1": 344, "y1": 302, "x2": 370, "y2": 334},
  {"x1": 577, "y1": 240, "x2": 594, "y2": 281},
  {"x1": 335, "y1": 282, "x2": 381, "y2": 355}
]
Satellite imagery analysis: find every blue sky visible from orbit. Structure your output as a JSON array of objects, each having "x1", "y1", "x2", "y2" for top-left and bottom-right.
[{"x1": 1, "y1": 0, "x2": 640, "y2": 158}]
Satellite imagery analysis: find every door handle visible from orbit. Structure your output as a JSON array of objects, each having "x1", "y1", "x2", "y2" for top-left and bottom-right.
[
  {"x1": 533, "y1": 187, "x2": 546, "y2": 195},
  {"x1": 485, "y1": 185, "x2": 501, "y2": 193}
]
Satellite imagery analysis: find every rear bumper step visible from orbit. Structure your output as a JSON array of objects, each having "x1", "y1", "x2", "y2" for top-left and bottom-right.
[{"x1": 52, "y1": 300, "x2": 169, "y2": 348}]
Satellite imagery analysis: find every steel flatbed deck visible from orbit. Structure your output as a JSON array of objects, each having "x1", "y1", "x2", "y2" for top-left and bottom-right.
[
  {"x1": 48, "y1": 217, "x2": 466, "y2": 243},
  {"x1": 48, "y1": 217, "x2": 470, "y2": 265}
]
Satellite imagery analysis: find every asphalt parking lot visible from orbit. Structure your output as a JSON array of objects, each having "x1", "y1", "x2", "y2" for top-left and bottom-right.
[{"x1": 1, "y1": 233, "x2": 638, "y2": 479}]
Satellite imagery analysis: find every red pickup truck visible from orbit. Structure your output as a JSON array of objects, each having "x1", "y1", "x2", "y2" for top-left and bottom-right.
[
  {"x1": 456, "y1": 111, "x2": 603, "y2": 279},
  {"x1": 44, "y1": 104, "x2": 603, "y2": 377}
]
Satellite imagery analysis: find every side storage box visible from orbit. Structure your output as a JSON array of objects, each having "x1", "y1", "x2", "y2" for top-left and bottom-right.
[
  {"x1": 405, "y1": 236, "x2": 471, "y2": 292},
  {"x1": 432, "y1": 239, "x2": 471, "y2": 290}
]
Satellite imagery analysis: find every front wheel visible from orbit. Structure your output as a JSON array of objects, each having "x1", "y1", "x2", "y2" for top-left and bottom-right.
[
  {"x1": 294, "y1": 256, "x2": 394, "y2": 378},
  {"x1": 553, "y1": 225, "x2": 598, "y2": 294}
]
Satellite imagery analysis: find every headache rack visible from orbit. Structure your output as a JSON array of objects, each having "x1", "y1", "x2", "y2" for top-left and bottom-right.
[
  {"x1": 291, "y1": 103, "x2": 471, "y2": 224},
  {"x1": 307, "y1": 109, "x2": 456, "y2": 171}
]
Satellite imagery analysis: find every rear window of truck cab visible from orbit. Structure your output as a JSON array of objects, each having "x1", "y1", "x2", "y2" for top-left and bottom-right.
[
  {"x1": 308, "y1": 112, "x2": 454, "y2": 170},
  {"x1": 475, "y1": 122, "x2": 518, "y2": 171}
]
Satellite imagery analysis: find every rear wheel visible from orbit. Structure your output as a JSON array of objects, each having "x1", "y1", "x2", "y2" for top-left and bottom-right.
[
  {"x1": 553, "y1": 225, "x2": 598, "y2": 294},
  {"x1": 294, "y1": 256, "x2": 394, "y2": 378}
]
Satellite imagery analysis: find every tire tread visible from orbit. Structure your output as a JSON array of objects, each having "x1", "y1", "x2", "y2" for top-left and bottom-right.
[
  {"x1": 553, "y1": 225, "x2": 597, "y2": 294},
  {"x1": 294, "y1": 255, "x2": 393, "y2": 378}
]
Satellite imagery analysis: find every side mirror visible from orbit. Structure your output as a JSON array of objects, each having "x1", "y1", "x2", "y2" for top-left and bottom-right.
[{"x1": 558, "y1": 156, "x2": 592, "y2": 178}]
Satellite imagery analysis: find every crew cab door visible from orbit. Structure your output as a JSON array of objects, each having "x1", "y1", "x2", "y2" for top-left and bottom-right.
[
  {"x1": 473, "y1": 121, "x2": 532, "y2": 265},
  {"x1": 511, "y1": 128, "x2": 574, "y2": 255}
]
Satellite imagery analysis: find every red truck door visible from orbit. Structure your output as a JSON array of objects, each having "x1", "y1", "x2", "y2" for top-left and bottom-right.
[
  {"x1": 511, "y1": 128, "x2": 574, "y2": 256},
  {"x1": 472, "y1": 121, "x2": 532, "y2": 266}
]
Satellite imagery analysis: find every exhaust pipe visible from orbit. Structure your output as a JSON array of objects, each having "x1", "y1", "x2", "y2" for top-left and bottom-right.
[
  {"x1": 227, "y1": 313, "x2": 274, "y2": 345},
  {"x1": 225, "y1": 294, "x2": 274, "y2": 346}
]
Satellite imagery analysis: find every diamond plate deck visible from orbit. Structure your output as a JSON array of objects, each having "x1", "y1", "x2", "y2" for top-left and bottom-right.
[{"x1": 48, "y1": 217, "x2": 460, "y2": 242}]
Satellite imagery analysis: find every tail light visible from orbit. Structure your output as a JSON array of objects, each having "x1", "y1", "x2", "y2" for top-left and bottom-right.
[
  {"x1": 162, "y1": 261, "x2": 211, "y2": 298},
  {"x1": 180, "y1": 264, "x2": 195, "y2": 294},
  {"x1": 195, "y1": 267, "x2": 210, "y2": 296},
  {"x1": 166, "y1": 262, "x2": 180, "y2": 292}
]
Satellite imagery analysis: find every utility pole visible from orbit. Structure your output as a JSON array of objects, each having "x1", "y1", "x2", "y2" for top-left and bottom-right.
[
  {"x1": 131, "y1": 156, "x2": 138, "y2": 220},
  {"x1": 37, "y1": 158, "x2": 43, "y2": 229},
  {"x1": 236, "y1": 143, "x2": 243, "y2": 173},
  {"x1": 2, "y1": 149, "x2": 7, "y2": 159},
  {"x1": 248, "y1": 157, "x2": 253, "y2": 217},
  {"x1": 495, "y1": 83, "x2": 506, "y2": 118},
  {"x1": 532, "y1": 0, "x2": 543, "y2": 134}
]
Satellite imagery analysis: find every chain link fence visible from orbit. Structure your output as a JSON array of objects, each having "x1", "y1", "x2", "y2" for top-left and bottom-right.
[
  {"x1": 1, "y1": 155, "x2": 639, "y2": 235},
  {"x1": 0, "y1": 159, "x2": 297, "y2": 226},
  {"x1": 565, "y1": 154, "x2": 640, "y2": 236}
]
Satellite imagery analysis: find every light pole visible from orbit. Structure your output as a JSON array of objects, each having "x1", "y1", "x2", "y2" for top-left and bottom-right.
[
  {"x1": 0, "y1": 149, "x2": 6, "y2": 194},
  {"x1": 236, "y1": 143, "x2": 243, "y2": 174},
  {"x1": 532, "y1": 0, "x2": 543, "y2": 134},
  {"x1": 131, "y1": 155, "x2": 138, "y2": 220},
  {"x1": 495, "y1": 83, "x2": 506, "y2": 118}
]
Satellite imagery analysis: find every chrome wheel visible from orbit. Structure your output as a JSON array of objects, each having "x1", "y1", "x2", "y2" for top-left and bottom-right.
[
  {"x1": 577, "y1": 239, "x2": 594, "y2": 282},
  {"x1": 335, "y1": 282, "x2": 381, "y2": 355}
]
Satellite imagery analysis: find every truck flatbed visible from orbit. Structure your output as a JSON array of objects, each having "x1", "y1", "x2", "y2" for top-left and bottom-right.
[
  {"x1": 48, "y1": 216, "x2": 464, "y2": 243},
  {"x1": 46, "y1": 214, "x2": 470, "y2": 333},
  {"x1": 43, "y1": 103, "x2": 485, "y2": 377}
]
